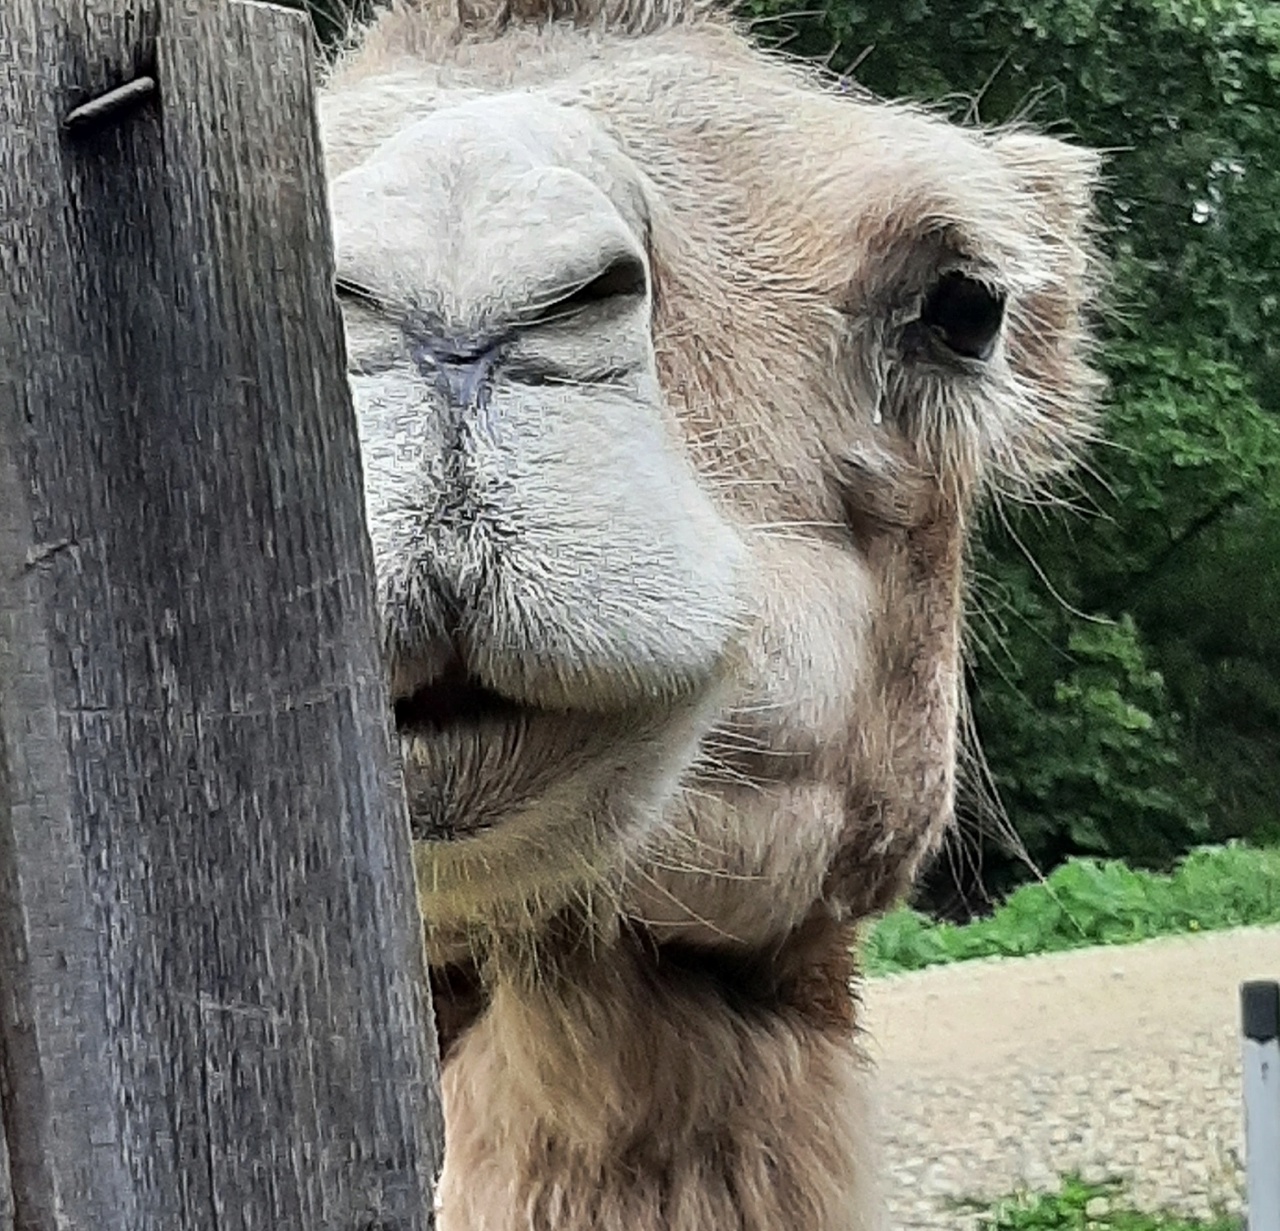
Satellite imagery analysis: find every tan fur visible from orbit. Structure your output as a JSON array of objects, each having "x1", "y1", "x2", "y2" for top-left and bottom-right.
[
  {"x1": 439, "y1": 913, "x2": 879, "y2": 1230},
  {"x1": 321, "y1": 3, "x2": 1101, "y2": 1225}
]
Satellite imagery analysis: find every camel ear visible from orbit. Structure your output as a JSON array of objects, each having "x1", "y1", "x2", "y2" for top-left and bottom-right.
[
  {"x1": 991, "y1": 131, "x2": 1103, "y2": 326},
  {"x1": 992, "y1": 132, "x2": 1101, "y2": 273},
  {"x1": 989, "y1": 132, "x2": 1106, "y2": 478}
]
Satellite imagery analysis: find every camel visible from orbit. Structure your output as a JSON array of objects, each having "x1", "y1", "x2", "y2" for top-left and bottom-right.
[{"x1": 320, "y1": 2, "x2": 1102, "y2": 1225}]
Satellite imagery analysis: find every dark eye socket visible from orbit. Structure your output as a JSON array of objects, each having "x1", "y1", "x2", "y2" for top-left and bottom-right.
[
  {"x1": 919, "y1": 273, "x2": 1006, "y2": 361},
  {"x1": 530, "y1": 256, "x2": 648, "y2": 323}
]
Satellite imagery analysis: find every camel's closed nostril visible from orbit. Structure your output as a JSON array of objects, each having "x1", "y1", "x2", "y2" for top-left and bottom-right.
[{"x1": 412, "y1": 338, "x2": 501, "y2": 408}]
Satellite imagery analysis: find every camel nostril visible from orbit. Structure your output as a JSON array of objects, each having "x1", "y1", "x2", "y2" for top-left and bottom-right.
[
  {"x1": 437, "y1": 356, "x2": 496, "y2": 408},
  {"x1": 919, "y1": 273, "x2": 1006, "y2": 362},
  {"x1": 411, "y1": 337, "x2": 502, "y2": 408}
]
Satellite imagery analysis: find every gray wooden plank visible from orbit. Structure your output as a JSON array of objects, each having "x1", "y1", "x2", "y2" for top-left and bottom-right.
[
  {"x1": 0, "y1": 1112, "x2": 12, "y2": 1231},
  {"x1": 0, "y1": 6, "x2": 157, "y2": 1224},
  {"x1": 0, "y1": 2, "x2": 443, "y2": 1226}
]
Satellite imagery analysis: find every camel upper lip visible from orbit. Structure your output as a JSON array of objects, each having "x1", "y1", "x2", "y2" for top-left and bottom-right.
[{"x1": 393, "y1": 661, "x2": 526, "y2": 732}]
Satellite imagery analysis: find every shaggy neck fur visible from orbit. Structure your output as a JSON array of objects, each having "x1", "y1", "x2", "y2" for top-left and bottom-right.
[{"x1": 435, "y1": 909, "x2": 881, "y2": 1231}]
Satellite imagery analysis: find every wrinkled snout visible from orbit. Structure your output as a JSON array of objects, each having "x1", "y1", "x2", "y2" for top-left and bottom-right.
[{"x1": 331, "y1": 98, "x2": 751, "y2": 718}]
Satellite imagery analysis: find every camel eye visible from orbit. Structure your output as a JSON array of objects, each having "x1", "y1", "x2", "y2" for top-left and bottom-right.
[
  {"x1": 528, "y1": 256, "x2": 648, "y2": 325},
  {"x1": 919, "y1": 273, "x2": 1006, "y2": 361}
]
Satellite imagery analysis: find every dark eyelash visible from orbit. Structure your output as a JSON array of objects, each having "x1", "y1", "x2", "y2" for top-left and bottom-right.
[{"x1": 524, "y1": 257, "x2": 648, "y2": 326}]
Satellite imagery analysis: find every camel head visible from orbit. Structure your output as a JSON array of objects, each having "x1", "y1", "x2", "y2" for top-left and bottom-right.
[{"x1": 322, "y1": 0, "x2": 1101, "y2": 962}]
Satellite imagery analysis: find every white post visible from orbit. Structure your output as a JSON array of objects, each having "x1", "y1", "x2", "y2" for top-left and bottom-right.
[{"x1": 1243, "y1": 980, "x2": 1280, "y2": 1231}]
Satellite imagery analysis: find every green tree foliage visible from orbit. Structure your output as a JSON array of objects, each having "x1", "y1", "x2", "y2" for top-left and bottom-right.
[{"x1": 295, "y1": 0, "x2": 376, "y2": 48}]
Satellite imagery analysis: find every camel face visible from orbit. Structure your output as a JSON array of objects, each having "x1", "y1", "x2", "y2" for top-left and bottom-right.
[{"x1": 325, "y1": 12, "x2": 1100, "y2": 951}]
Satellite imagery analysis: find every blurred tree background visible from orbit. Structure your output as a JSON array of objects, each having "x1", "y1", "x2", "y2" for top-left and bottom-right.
[{"x1": 300, "y1": 0, "x2": 1280, "y2": 917}]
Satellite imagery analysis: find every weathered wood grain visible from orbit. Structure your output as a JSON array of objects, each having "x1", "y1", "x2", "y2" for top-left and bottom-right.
[{"x1": 0, "y1": 2, "x2": 443, "y2": 1227}]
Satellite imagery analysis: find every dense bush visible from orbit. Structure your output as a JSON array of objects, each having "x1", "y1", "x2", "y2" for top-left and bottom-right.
[{"x1": 865, "y1": 844, "x2": 1280, "y2": 975}]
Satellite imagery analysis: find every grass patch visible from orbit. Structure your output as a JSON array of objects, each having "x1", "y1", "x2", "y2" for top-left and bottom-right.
[
  {"x1": 865, "y1": 842, "x2": 1280, "y2": 976},
  {"x1": 963, "y1": 1177, "x2": 1239, "y2": 1230}
]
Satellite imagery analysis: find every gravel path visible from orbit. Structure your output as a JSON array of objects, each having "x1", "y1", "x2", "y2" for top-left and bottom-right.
[{"x1": 862, "y1": 925, "x2": 1280, "y2": 1228}]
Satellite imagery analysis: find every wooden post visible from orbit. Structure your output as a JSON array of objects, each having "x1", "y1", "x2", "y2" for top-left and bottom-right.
[
  {"x1": 1244, "y1": 981, "x2": 1280, "y2": 1231},
  {"x1": 0, "y1": 3, "x2": 443, "y2": 1228}
]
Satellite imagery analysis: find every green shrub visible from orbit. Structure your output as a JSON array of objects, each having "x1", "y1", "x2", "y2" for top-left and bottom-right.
[
  {"x1": 865, "y1": 844, "x2": 1280, "y2": 976},
  {"x1": 967, "y1": 1176, "x2": 1239, "y2": 1230}
]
